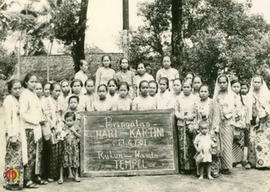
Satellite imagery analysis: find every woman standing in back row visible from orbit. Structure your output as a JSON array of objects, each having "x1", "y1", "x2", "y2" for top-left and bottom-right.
[
  {"x1": 156, "y1": 56, "x2": 179, "y2": 91},
  {"x1": 95, "y1": 55, "x2": 115, "y2": 88}
]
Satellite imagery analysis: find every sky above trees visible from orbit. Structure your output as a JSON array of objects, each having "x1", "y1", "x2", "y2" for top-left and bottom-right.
[
  {"x1": 2, "y1": 0, "x2": 270, "y2": 54},
  {"x1": 86, "y1": 0, "x2": 270, "y2": 52}
]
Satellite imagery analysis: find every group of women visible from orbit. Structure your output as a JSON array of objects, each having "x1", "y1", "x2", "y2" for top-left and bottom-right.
[{"x1": 3, "y1": 55, "x2": 270, "y2": 190}]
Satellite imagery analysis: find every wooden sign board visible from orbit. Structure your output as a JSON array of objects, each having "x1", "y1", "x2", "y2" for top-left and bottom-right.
[{"x1": 80, "y1": 109, "x2": 178, "y2": 176}]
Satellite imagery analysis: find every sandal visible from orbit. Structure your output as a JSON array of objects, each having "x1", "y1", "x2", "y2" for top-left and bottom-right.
[
  {"x1": 57, "y1": 179, "x2": 63, "y2": 184},
  {"x1": 47, "y1": 178, "x2": 54, "y2": 182},
  {"x1": 36, "y1": 178, "x2": 48, "y2": 185},
  {"x1": 25, "y1": 181, "x2": 39, "y2": 189}
]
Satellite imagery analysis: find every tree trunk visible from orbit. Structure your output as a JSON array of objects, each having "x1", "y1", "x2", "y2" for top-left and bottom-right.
[
  {"x1": 171, "y1": 0, "x2": 183, "y2": 73},
  {"x1": 72, "y1": 0, "x2": 89, "y2": 72}
]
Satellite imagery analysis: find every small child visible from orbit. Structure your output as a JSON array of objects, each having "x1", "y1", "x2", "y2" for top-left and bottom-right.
[
  {"x1": 58, "y1": 111, "x2": 81, "y2": 184},
  {"x1": 194, "y1": 120, "x2": 214, "y2": 180}
]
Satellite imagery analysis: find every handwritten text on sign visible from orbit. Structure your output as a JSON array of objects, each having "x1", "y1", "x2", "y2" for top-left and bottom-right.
[{"x1": 80, "y1": 110, "x2": 178, "y2": 176}]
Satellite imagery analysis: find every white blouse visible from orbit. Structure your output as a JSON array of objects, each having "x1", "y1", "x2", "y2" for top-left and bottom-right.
[
  {"x1": 19, "y1": 89, "x2": 43, "y2": 142},
  {"x1": 3, "y1": 95, "x2": 21, "y2": 137},
  {"x1": 132, "y1": 95, "x2": 157, "y2": 111},
  {"x1": 156, "y1": 90, "x2": 175, "y2": 109}
]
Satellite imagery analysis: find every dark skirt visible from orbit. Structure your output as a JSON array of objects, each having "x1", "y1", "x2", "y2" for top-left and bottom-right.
[
  {"x1": 219, "y1": 121, "x2": 234, "y2": 170},
  {"x1": 24, "y1": 129, "x2": 43, "y2": 183},
  {"x1": 177, "y1": 121, "x2": 196, "y2": 172},
  {"x1": 4, "y1": 137, "x2": 24, "y2": 190},
  {"x1": 42, "y1": 139, "x2": 63, "y2": 180}
]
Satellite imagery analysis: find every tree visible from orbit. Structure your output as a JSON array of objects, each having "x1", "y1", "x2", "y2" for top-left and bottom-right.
[
  {"x1": 51, "y1": 0, "x2": 89, "y2": 72},
  {"x1": 171, "y1": 0, "x2": 183, "y2": 71},
  {"x1": 129, "y1": 0, "x2": 270, "y2": 88},
  {"x1": 127, "y1": 0, "x2": 171, "y2": 69}
]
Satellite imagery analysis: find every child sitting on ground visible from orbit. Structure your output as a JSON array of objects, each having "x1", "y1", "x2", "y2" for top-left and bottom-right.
[{"x1": 194, "y1": 120, "x2": 214, "y2": 180}]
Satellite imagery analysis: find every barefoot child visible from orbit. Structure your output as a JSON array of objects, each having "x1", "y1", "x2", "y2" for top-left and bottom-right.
[
  {"x1": 194, "y1": 120, "x2": 214, "y2": 180},
  {"x1": 58, "y1": 112, "x2": 80, "y2": 184}
]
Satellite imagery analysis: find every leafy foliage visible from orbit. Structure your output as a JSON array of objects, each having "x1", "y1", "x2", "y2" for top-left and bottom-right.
[
  {"x1": 0, "y1": 46, "x2": 17, "y2": 78},
  {"x1": 50, "y1": 0, "x2": 81, "y2": 45},
  {"x1": 129, "y1": 0, "x2": 270, "y2": 87}
]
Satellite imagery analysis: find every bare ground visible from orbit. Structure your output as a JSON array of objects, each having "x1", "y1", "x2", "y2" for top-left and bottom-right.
[{"x1": 0, "y1": 108, "x2": 269, "y2": 192}]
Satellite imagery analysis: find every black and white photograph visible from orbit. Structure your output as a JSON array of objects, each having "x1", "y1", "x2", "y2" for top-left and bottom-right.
[{"x1": 0, "y1": 0, "x2": 270, "y2": 191}]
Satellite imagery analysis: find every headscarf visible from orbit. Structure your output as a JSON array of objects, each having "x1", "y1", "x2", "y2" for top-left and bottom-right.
[
  {"x1": 247, "y1": 75, "x2": 270, "y2": 120},
  {"x1": 211, "y1": 74, "x2": 235, "y2": 132},
  {"x1": 213, "y1": 74, "x2": 234, "y2": 103}
]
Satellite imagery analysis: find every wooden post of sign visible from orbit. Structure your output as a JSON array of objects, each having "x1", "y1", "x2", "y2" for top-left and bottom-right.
[{"x1": 122, "y1": 0, "x2": 129, "y2": 59}]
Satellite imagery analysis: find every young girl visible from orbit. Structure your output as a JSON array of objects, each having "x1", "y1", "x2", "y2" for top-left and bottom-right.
[
  {"x1": 240, "y1": 81, "x2": 251, "y2": 169},
  {"x1": 67, "y1": 95, "x2": 80, "y2": 113},
  {"x1": 132, "y1": 81, "x2": 157, "y2": 111},
  {"x1": 172, "y1": 78, "x2": 182, "y2": 105},
  {"x1": 107, "y1": 79, "x2": 118, "y2": 103},
  {"x1": 3, "y1": 79, "x2": 26, "y2": 190},
  {"x1": 35, "y1": 81, "x2": 43, "y2": 99},
  {"x1": 49, "y1": 83, "x2": 65, "y2": 181},
  {"x1": 59, "y1": 112, "x2": 80, "y2": 184},
  {"x1": 196, "y1": 85, "x2": 213, "y2": 122},
  {"x1": 85, "y1": 79, "x2": 96, "y2": 112},
  {"x1": 231, "y1": 79, "x2": 248, "y2": 168},
  {"x1": 156, "y1": 56, "x2": 179, "y2": 90},
  {"x1": 192, "y1": 76, "x2": 203, "y2": 98},
  {"x1": 43, "y1": 82, "x2": 51, "y2": 98},
  {"x1": 70, "y1": 79, "x2": 86, "y2": 112},
  {"x1": 115, "y1": 58, "x2": 135, "y2": 98},
  {"x1": 148, "y1": 80, "x2": 158, "y2": 98},
  {"x1": 112, "y1": 82, "x2": 132, "y2": 111},
  {"x1": 95, "y1": 55, "x2": 115, "y2": 87},
  {"x1": 185, "y1": 72, "x2": 194, "y2": 83},
  {"x1": 59, "y1": 80, "x2": 71, "y2": 111},
  {"x1": 93, "y1": 84, "x2": 113, "y2": 111},
  {"x1": 74, "y1": 60, "x2": 89, "y2": 86},
  {"x1": 134, "y1": 63, "x2": 154, "y2": 95},
  {"x1": 175, "y1": 80, "x2": 197, "y2": 173},
  {"x1": 36, "y1": 82, "x2": 53, "y2": 182},
  {"x1": 240, "y1": 82, "x2": 249, "y2": 96},
  {"x1": 156, "y1": 77, "x2": 174, "y2": 109},
  {"x1": 20, "y1": 73, "x2": 44, "y2": 188},
  {"x1": 194, "y1": 120, "x2": 214, "y2": 180}
]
